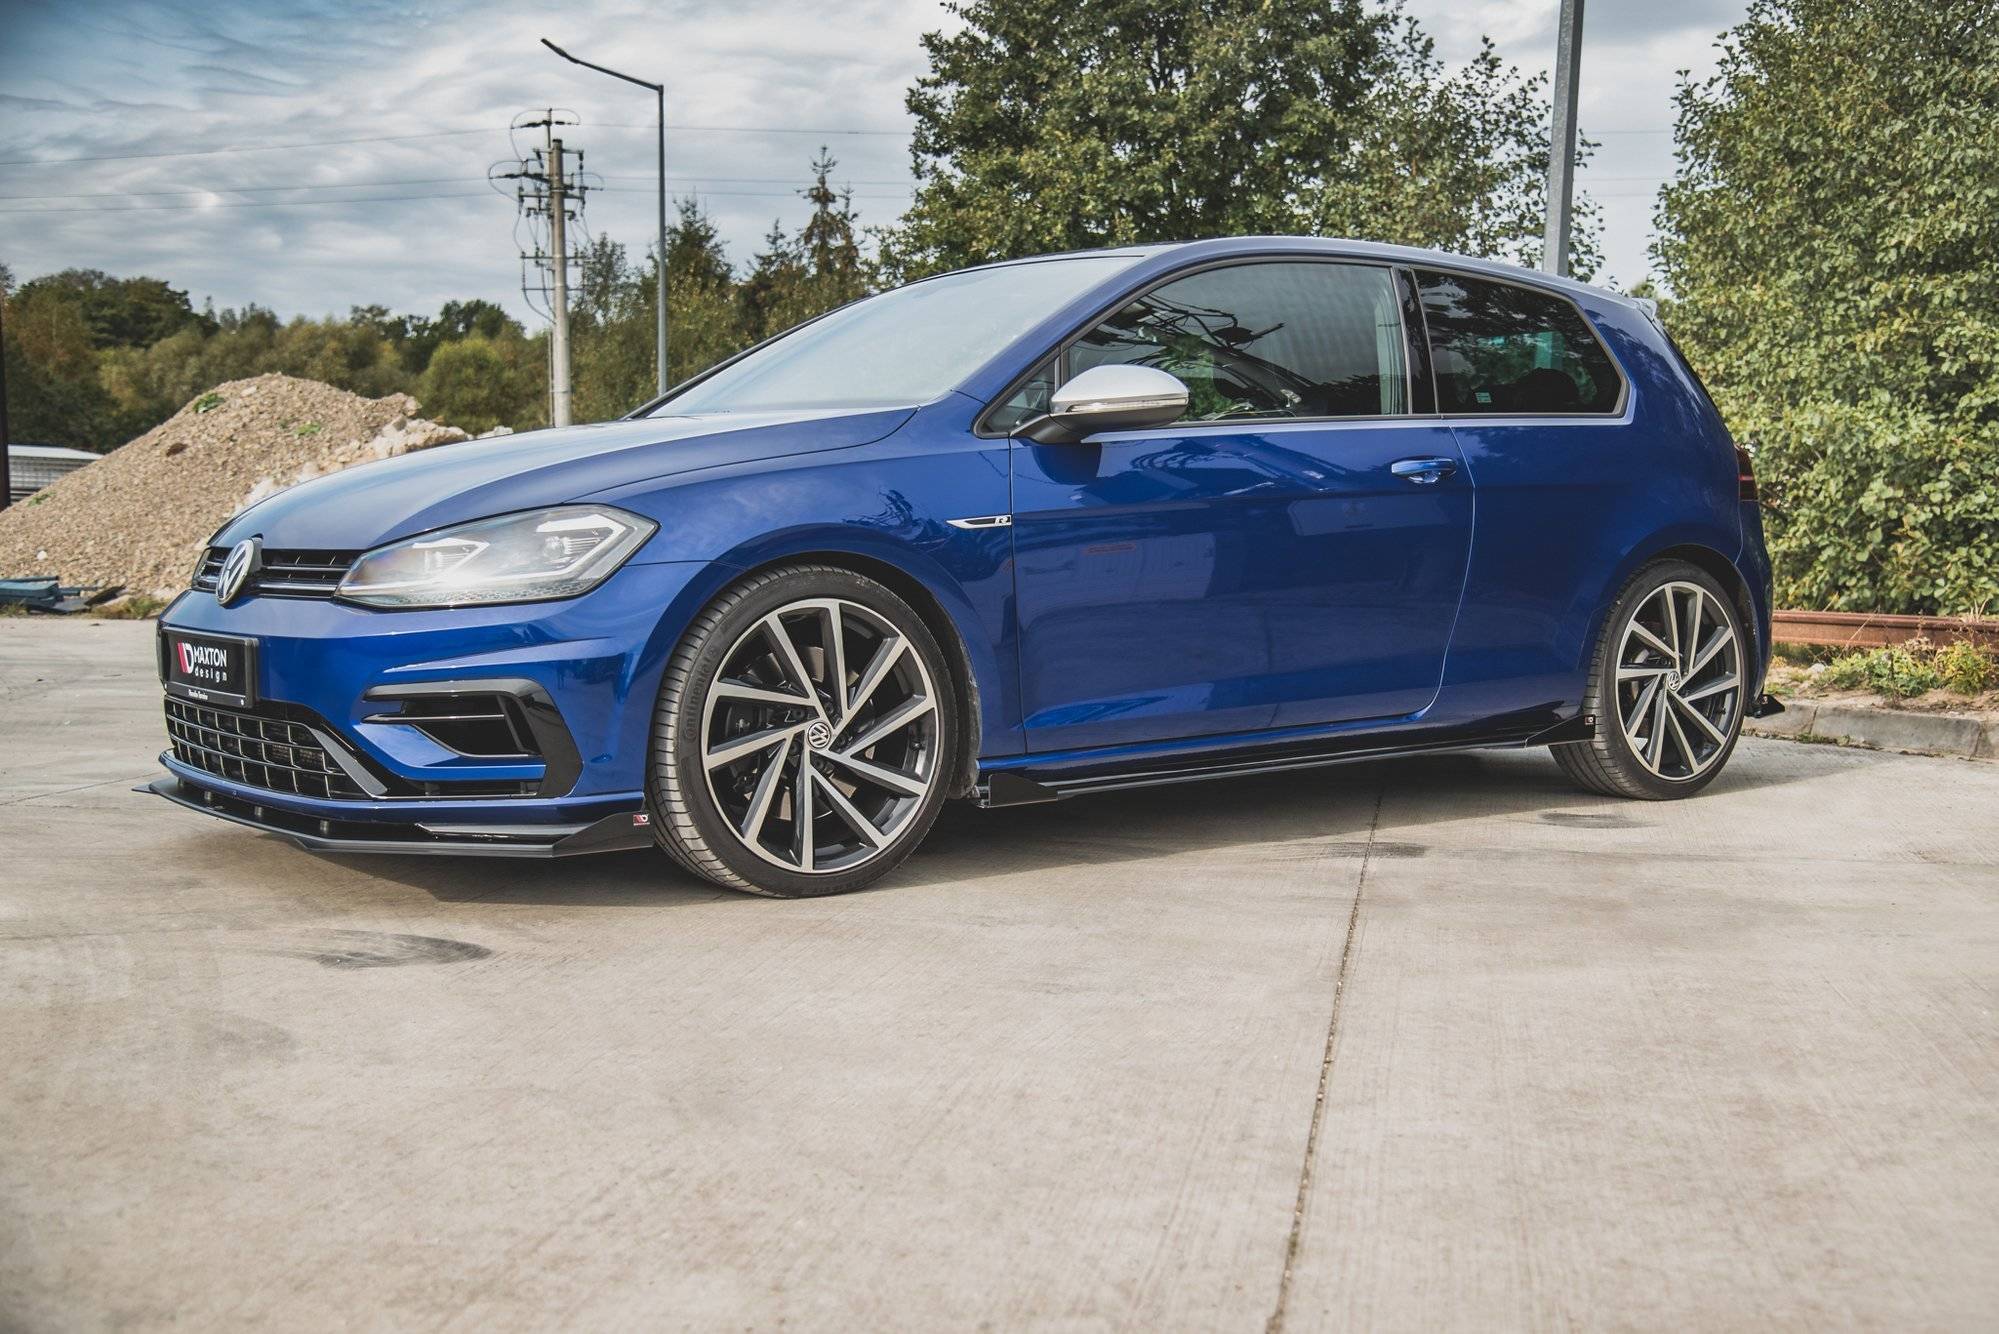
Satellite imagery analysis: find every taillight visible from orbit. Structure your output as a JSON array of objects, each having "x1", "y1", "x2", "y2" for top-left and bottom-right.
[{"x1": 1735, "y1": 445, "x2": 1758, "y2": 503}]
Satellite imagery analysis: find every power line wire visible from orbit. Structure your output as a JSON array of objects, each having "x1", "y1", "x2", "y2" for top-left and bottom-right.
[
  {"x1": 0, "y1": 120, "x2": 913, "y2": 168},
  {"x1": 0, "y1": 185, "x2": 913, "y2": 215},
  {"x1": 596, "y1": 122, "x2": 908, "y2": 136},
  {"x1": 0, "y1": 127, "x2": 503, "y2": 167},
  {"x1": 0, "y1": 172, "x2": 914, "y2": 202}
]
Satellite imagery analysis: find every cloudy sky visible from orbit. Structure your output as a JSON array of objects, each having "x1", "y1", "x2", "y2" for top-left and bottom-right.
[{"x1": 0, "y1": 0, "x2": 1749, "y2": 322}]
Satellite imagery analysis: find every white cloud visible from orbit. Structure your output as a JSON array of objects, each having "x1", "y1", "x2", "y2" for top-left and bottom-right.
[{"x1": 0, "y1": 0, "x2": 1743, "y2": 314}]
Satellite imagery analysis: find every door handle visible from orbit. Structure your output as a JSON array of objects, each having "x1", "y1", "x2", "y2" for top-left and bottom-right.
[{"x1": 1391, "y1": 457, "x2": 1458, "y2": 485}]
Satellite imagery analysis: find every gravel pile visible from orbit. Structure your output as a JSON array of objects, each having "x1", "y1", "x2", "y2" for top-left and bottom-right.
[{"x1": 0, "y1": 374, "x2": 479, "y2": 601}]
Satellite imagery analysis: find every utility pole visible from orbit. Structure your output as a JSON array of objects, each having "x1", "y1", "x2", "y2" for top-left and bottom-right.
[
  {"x1": 541, "y1": 39, "x2": 669, "y2": 395},
  {"x1": 495, "y1": 112, "x2": 586, "y2": 428},
  {"x1": 547, "y1": 134, "x2": 573, "y2": 428},
  {"x1": 1543, "y1": 0, "x2": 1585, "y2": 277}
]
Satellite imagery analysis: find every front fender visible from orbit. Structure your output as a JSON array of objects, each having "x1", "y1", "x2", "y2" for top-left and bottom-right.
[{"x1": 597, "y1": 425, "x2": 1021, "y2": 760}]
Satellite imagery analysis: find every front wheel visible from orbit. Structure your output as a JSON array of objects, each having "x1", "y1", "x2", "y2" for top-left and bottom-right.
[
  {"x1": 1552, "y1": 560, "x2": 1748, "y2": 800},
  {"x1": 648, "y1": 565, "x2": 960, "y2": 896}
]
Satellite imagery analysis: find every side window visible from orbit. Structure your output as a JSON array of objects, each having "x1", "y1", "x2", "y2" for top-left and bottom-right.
[
  {"x1": 1064, "y1": 262, "x2": 1408, "y2": 422},
  {"x1": 1415, "y1": 270, "x2": 1622, "y2": 414},
  {"x1": 987, "y1": 358, "x2": 1056, "y2": 435}
]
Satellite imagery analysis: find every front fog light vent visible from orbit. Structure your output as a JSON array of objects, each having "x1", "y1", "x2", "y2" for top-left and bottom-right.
[
  {"x1": 381, "y1": 693, "x2": 535, "y2": 758},
  {"x1": 361, "y1": 679, "x2": 584, "y2": 798}
]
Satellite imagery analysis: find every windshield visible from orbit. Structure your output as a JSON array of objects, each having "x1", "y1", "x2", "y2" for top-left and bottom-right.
[{"x1": 648, "y1": 255, "x2": 1142, "y2": 415}]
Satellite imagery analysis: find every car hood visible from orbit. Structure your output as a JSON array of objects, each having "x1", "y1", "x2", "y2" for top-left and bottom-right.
[{"x1": 212, "y1": 407, "x2": 913, "y2": 551}]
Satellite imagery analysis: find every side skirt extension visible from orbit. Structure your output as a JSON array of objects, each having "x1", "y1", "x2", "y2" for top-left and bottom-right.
[{"x1": 975, "y1": 712, "x2": 1597, "y2": 808}]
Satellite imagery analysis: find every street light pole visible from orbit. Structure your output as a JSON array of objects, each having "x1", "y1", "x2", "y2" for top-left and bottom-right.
[
  {"x1": 542, "y1": 37, "x2": 669, "y2": 396},
  {"x1": 1543, "y1": 0, "x2": 1585, "y2": 277}
]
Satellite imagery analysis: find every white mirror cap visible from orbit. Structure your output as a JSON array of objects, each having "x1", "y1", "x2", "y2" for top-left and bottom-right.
[{"x1": 1049, "y1": 364, "x2": 1190, "y2": 417}]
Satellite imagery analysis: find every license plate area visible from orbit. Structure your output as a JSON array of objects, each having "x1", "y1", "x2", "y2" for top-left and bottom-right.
[{"x1": 161, "y1": 630, "x2": 258, "y2": 709}]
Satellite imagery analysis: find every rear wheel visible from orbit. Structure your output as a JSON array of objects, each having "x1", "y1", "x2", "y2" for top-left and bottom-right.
[
  {"x1": 1552, "y1": 560, "x2": 1747, "y2": 799},
  {"x1": 648, "y1": 564, "x2": 958, "y2": 896}
]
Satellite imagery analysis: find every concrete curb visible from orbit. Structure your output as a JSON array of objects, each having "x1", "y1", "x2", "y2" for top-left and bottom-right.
[{"x1": 1748, "y1": 699, "x2": 1997, "y2": 760}]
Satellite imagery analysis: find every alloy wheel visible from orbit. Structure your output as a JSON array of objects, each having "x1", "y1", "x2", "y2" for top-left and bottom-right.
[
  {"x1": 699, "y1": 597, "x2": 940, "y2": 874},
  {"x1": 1614, "y1": 579, "x2": 1743, "y2": 781}
]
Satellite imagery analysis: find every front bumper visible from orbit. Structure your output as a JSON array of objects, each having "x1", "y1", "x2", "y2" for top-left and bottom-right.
[
  {"x1": 146, "y1": 774, "x2": 652, "y2": 856},
  {"x1": 153, "y1": 558, "x2": 725, "y2": 852}
]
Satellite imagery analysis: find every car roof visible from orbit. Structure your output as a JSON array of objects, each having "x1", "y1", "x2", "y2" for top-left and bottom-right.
[{"x1": 960, "y1": 236, "x2": 1638, "y2": 309}]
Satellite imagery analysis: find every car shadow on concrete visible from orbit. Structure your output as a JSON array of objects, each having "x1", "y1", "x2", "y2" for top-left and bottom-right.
[{"x1": 342, "y1": 744, "x2": 1820, "y2": 907}]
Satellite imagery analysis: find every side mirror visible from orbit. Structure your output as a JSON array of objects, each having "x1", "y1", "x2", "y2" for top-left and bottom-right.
[{"x1": 1016, "y1": 364, "x2": 1189, "y2": 444}]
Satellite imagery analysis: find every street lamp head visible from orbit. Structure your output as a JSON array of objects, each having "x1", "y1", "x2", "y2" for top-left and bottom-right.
[{"x1": 536, "y1": 34, "x2": 670, "y2": 395}]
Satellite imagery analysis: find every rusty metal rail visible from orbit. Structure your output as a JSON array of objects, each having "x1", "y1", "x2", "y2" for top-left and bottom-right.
[{"x1": 1772, "y1": 610, "x2": 1999, "y2": 650}]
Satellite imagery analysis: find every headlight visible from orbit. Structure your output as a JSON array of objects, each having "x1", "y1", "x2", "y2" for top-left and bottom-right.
[{"x1": 336, "y1": 506, "x2": 657, "y2": 609}]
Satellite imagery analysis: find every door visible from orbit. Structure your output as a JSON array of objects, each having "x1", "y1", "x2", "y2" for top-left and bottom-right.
[
  {"x1": 1411, "y1": 268, "x2": 1650, "y2": 720},
  {"x1": 1006, "y1": 260, "x2": 1474, "y2": 754}
]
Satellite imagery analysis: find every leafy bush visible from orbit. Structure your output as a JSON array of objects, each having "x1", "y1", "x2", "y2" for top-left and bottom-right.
[
  {"x1": 1754, "y1": 403, "x2": 1999, "y2": 616},
  {"x1": 1819, "y1": 637, "x2": 1995, "y2": 698},
  {"x1": 1935, "y1": 641, "x2": 1994, "y2": 694},
  {"x1": 417, "y1": 337, "x2": 534, "y2": 436},
  {"x1": 1655, "y1": 0, "x2": 1999, "y2": 616},
  {"x1": 1821, "y1": 645, "x2": 1938, "y2": 697}
]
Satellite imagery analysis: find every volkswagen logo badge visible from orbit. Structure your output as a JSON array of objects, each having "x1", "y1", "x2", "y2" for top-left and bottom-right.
[
  {"x1": 217, "y1": 537, "x2": 262, "y2": 606},
  {"x1": 806, "y1": 720, "x2": 835, "y2": 751}
]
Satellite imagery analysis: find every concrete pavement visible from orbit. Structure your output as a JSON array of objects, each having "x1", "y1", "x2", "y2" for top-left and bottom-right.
[{"x1": 2, "y1": 619, "x2": 1995, "y2": 1330}]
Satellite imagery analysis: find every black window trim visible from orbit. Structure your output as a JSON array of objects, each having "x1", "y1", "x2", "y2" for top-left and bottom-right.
[
  {"x1": 1410, "y1": 265, "x2": 1630, "y2": 421},
  {"x1": 974, "y1": 252, "x2": 1631, "y2": 438},
  {"x1": 973, "y1": 254, "x2": 1424, "y2": 439}
]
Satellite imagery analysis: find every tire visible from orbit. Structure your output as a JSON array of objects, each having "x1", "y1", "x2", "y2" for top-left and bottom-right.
[
  {"x1": 647, "y1": 563, "x2": 960, "y2": 896},
  {"x1": 1552, "y1": 560, "x2": 1748, "y2": 800}
]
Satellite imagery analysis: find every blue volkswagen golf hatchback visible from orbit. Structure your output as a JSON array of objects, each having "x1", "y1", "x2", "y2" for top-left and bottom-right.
[{"x1": 154, "y1": 237, "x2": 1777, "y2": 896}]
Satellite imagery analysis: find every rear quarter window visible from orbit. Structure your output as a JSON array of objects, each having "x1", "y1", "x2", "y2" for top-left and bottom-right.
[{"x1": 1416, "y1": 271, "x2": 1623, "y2": 415}]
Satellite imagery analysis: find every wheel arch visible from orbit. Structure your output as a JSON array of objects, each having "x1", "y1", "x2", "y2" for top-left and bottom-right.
[
  {"x1": 1585, "y1": 535, "x2": 1759, "y2": 675},
  {"x1": 720, "y1": 544, "x2": 988, "y2": 799},
  {"x1": 1645, "y1": 543, "x2": 1761, "y2": 672}
]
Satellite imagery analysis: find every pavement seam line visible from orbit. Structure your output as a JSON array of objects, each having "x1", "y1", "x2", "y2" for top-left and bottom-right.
[{"x1": 1265, "y1": 778, "x2": 1384, "y2": 1334}]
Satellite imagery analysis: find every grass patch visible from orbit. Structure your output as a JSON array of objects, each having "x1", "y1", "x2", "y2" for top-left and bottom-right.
[
  {"x1": 94, "y1": 593, "x2": 170, "y2": 620},
  {"x1": 1817, "y1": 637, "x2": 1995, "y2": 698}
]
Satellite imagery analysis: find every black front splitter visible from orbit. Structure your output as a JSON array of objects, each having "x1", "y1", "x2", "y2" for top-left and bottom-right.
[{"x1": 145, "y1": 775, "x2": 653, "y2": 858}]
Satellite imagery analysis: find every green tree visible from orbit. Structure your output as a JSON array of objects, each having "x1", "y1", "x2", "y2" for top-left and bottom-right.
[
  {"x1": 266, "y1": 316, "x2": 404, "y2": 398},
  {"x1": 418, "y1": 333, "x2": 543, "y2": 434},
  {"x1": 568, "y1": 232, "x2": 656, "y2": 421},
  {"x1": 2, "y1": 283, "x2": 119, "y2": 449},
  {"x1": 660, "y1": 198, "x2": 753, "y2": 388},
  {"x1": 13, "y1": 268, "x2": 210, "y2": 349},
  {"x1": 739, "y1": 221, "x2": 810, "y2": 343},
  {"x1": 403, "y1": 299, "x2": 520, "y2": 373},
  {"x1": 797, "y1": 149, "x2": 871, "y2": 308},
  {"x1": 1655, "y1": 0, "x2": 1999, "y2": 614},
  {"x1": 736, "y1": 155, "x2": 878, "y2": 345},
  {"x1": 883, "y1": 0, "x2": 1590, "y2": 278},
  {"x1": 666, "y1": 197, "x2": 734, "y2": 290}
]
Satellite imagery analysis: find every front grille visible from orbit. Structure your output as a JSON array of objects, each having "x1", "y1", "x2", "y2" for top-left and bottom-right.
[
  {"x1": 166, "y1": 697, "x2": 366, "y2": 799},
  {"x1": 192, "y1": 547, "x2": 359, "y2": 599},
  {"x1": 164, "y1": 696, "x2": 541, "y2": 801}
]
